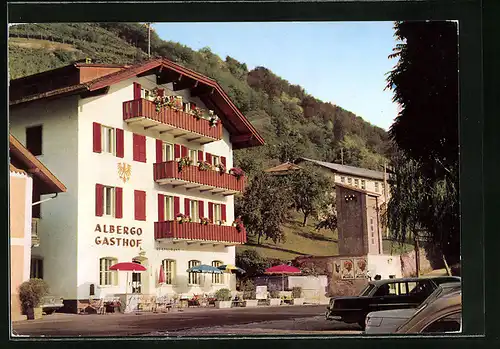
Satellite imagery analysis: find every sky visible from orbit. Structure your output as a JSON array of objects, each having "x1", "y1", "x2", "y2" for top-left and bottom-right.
[{"x1": 154, "y1": 21, "x2": 400, "y2": 131}]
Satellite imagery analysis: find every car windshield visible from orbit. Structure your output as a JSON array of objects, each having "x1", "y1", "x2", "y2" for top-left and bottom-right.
[{"x1": 359, "y1": 284, "x2": 375, "y2": 296}]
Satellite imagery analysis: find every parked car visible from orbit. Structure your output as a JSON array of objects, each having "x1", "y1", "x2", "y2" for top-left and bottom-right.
[
  {"x1": 364, "y1": 281, "x2": 461, "y2": 334},
  {"x1": 395, "y1": 289, "x2": 461, "y2": 334},
  {"x1": 41, "y1": 295, "x2": 64, "y2": 315},
  {"x1": 325, "y1": 276, "x2": 460, "y2": 329}
]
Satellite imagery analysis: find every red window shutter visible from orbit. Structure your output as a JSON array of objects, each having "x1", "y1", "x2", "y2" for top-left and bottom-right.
[
  {"x1": 140, "y1": 136, "x2": 147, "y2": 162},
  {"x1": 156, "y1": 140, "x2": 163, "y2": 163},
  {"x1": 206, "y1": 153, "x2": 212, "y2": 164},
  {"x1": 133, "y1": 82, "x2": 142, "y2": 100},
  {"x1": 174, "y1": 144, "x2": 181, "y2": 159},
  {"x1": 93, "y1": 122, "x2": 101, "y2": 153},
  {"x1": 191, "y1": 102, "x2": 196, "y2": 110},
  {"x1": 198, "y1": 150, "x2": 203, "y2": 162},
  {"x1": 198, "y1": 200, "x2": 204, "y2": 219},
  {"x1": 115, "y1": 187, "x2": 123, "y2": 219},
  {"x1": 32, "y1": 186, "x2": 41, "y2": 218},
  {"x1": 184, "y1": 198, "x2": 190, "y2": 216},
  {"x1": 174, "y1": 196, "x2": 180, "y2": 216},
  {"x1": 221, "y1": 156, "x2": 227, "y2": 167},
  {"x1": 95, "y1": 184, "x2": 104, "y2": 217},
  {"x1": 134, "y1": 190, "x2": 146, "y2": 221},
  {"x1": 221, "y1": 204, "x2": 227, "y2": 222},
  {"x1": 208, "y1": 202, "x2": 214, "y2": 222},
  {"x1": 181, "y1": 145, "x2": 188, "y2": 158},
  {"x1": 158, "y1": 194, "x2": 165, "y2": 221},
  {"x1": 133, "y1": 134, "x2": 146, "y2": 162},
  {"x1": 116, "y1": 128, "x2": 124, "y2": 158},
  {"x1": 157, "y1": 88, "x2": 164, "y2": 97}
]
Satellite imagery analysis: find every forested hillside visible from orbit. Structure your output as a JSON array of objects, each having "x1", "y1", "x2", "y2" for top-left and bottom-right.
[{"x1": 9, "y1": 22, "x2": 390, "y2": 175}]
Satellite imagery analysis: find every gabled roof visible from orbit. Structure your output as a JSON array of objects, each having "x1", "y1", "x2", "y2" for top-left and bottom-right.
[
  {"x1": 10, "y1": 58, "x2": 265, "y2": 150},
  {"x1": 335, "y1": 182, "x2": 381, "y2": 197},
  {"x1": 296, "y1": 157, "x2": 386, "y2": 181},
  {"x1": 9, "y1": 134, "x2": 67, "y2": 195}
]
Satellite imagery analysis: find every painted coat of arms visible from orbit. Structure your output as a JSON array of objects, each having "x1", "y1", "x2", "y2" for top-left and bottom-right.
[
  {"x1": 118, "y1": 163, "x2": 132, "y2": 183},
  {"x1": 340, "y1": 259, "x2": 354, "y2": 279}
]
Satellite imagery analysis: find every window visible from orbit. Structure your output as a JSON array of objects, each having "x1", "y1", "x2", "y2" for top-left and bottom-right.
[
  {"x1": 212, "y1": 155, "x2": 220, "y2": 167},
  {"x1": 26, "y1": 125, "x2": 43, "y2": 156},
  {"x1": 347, "y1": 177, "x2": 353, "y2": 185},
  {"x1": 361, "y1": 180, "x2": 366, "y2": 189},
  {"x1": 213, "y1": 204, "x2": 222, "y2": 224},
  {"x1": 161, "y1": 259, "x2": 176, "y2": 285},
  {"x1": 188, "y1": 260, "x2": 201, "y2": 285},
  {"x1": 388, "y1": 283, "x2": 399, "y2": 295},
  {"x1": 340, "y1": 176, "x2": 345, "y2": 183},
  {"x1": 354, "y1": 179, "x2": 359, "y2": 187},
  {"x1": 102, "y1": 126, "x2": 115, "y2": 155},
  {"x1": 163, "y1": 143, "x2": 174, "y2": 162},
  {"x1": 30, "y1": 257, "x2": 43, "y2": 279},
  {"x1": 422, "y1": 312, "x2": 462, "y2": 333},
  {"x1": 190, "y1": 200, "x2": 199, "y2": 222},
  {"x1": 164, "y1": 195, "x2": 174, "y2": 220},
  {"x1": 212, "y1": 261, "x2": 223, "y2": 284},
  {"x1": 104, "y1": 186, "x2": 115, "y2": 216},
  {"x1": 189, "y1": 149, "x2": 198, "y2": 163},
  {"x1": 375, "y1": 182, "x2": 380, "y2": 192},
  {"x1": 99, "y1": 257, "x2": 118, "y2": 286},
  {"x1": 400, "y1": 282, "x2": 408, "y2": 295},
  {"x1": 408, "y1": 281, "x2": 433, "y2": 297},
  {"x1": 141, "y1": 88, "x2": 153, "y2": 101}
]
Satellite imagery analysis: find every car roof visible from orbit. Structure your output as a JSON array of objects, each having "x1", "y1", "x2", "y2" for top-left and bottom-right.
[
  {"x1": 370, "y1": 276, "x2": 461, "y2": 287},
  {"x1": 396, "y1": 290, "x2": 462, "y2": 333}
]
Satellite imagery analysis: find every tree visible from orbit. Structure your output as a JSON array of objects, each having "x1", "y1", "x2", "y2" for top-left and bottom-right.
[
  {"x1": 385, "y1": 21, "x2": 460, "y2": 271},
  {"x1": 235, "y1": 173, "x2": 291, "y2": 244},
  {"x1": 235, "y1": 249, "x2": 270, "y2": 277},
  {"x1": 289, "y1": 164, "x2": 333, "y2": 226}
]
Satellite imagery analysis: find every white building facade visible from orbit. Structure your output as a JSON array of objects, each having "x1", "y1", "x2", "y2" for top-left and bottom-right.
[{"x1": 9, "y1": 59, "x2": 264, "y2": 312}]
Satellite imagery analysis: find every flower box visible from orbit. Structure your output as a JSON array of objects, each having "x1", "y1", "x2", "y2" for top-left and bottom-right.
[
  {"x1": 215, "y1": 300, "x2": 232, "y2": 309},
  {"x1": 269, "y1": 298, "x2": 281, "y2": 306},
  {"x1": 292, "y1": 298, "x2": 305, "y2": 305},
  {"x1": 244, "y1": 300, "x2": 259, "y2": 307}
]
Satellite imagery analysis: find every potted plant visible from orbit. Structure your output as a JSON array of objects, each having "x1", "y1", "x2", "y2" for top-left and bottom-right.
[
  {"x1": 291, "y1": 287, "x2": 305, "y2": 305},
  {"x1": 200, "y1": 217, "x2": 211, "y2": 225},
  {"x1": 19, "y1": 278, "x2": 50, "y2": 320},
  {"x1": 229, "y1": 167, "x2": 245, "y2": 180},
  {"x1": 177, "y1": 156, "x2": 192, "y2": 172},
  {"x1": 208, "y1": 111, "x2": 218, "y2": 127},
  {"x1": 198, "y1": 161, "x2": 213, "y2": 171},
  {"x1": 214, "y1": 288, "x2": 232, "y2": 309},
  {"x1": 191, "y1": 107, "x2": 204, "y2": 120},
  {"x1": 176, "y1": 213, "x2": 191, "y2": 224},
  {"x1": 216, "y1": 163, "x2": 226, "y2": 174},
  {"x1": 269, "y1": 290, "x2": 281, "y2": 306},
  {"x1": 232, "y1": 218, "x2": 245, "y2": 233}
]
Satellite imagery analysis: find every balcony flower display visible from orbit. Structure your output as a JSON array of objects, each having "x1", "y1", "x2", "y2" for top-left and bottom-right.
[
  {"x1": 152, "y1": 89, "x2": 175, "y2": 112},
  {"x1": 218, "y1": 220, "x2": 226, "y2": 226},
  {"x1": 208, "y1": 111, "x2": 218, "y2": 128},
  {"x1": 177, "y1": 156, "x2": 192, "y2": 172},
  {"x1": 191, "y1": 106, "x2": 204, "y2": 120},
  {"x1": 176, "y1": 213, "x2": 192, "y2": 224},
  {"x1": 232, "y1": 218, "x2": 245, "y2": 233},
  {"x1": 216, "y1": 163, "x2": 226, "y2": 174},
  {"x1": 198, "y1": 160, "x2": 213, "y2": 171},
  {"x1": 200, "y1": 217, "x2": 211, "y2": 225},
  {"x1": 229, "y1": 167, "x2": 245, "y2": 180}
]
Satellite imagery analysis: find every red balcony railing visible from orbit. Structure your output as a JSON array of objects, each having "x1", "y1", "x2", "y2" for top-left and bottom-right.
[
  {"x1": 153, "y1": 161, "x2": 245, "y2": 195},
  {"x1": 154, "y1": 221, "x2": 247, "y2": 244},
  {"x1": 123, "y1": 99, "x2": 222, "y2": 141}
]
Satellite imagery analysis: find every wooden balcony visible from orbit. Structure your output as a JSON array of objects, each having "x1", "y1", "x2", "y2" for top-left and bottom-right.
[
  {"x1": 154, "y1": 220, "x2": 246, "y2": 246},
  {"x1": 31, "y1": 218, "x2": 40, "y2": 247},
  {"x1": 153, "y1": 161, "x2": 245, "y2": 196},
  {"x1": 123, "y1": 99, "x2": 222, "y2": 144}
]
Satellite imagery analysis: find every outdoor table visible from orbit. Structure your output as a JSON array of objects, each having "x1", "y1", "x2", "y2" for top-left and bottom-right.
[{"x1": 232, "y1": 300, "x2": 245, "y2": 307}]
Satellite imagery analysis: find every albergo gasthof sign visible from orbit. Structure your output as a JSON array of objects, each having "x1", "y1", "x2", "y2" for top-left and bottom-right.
[{"x1": 94, "y1": 223, "x2": 143, "y2": 247}]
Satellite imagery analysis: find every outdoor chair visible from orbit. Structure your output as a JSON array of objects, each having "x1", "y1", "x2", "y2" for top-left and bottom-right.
[{"x1": 89, "y1": 298, "x2": 105, "y2": 315}]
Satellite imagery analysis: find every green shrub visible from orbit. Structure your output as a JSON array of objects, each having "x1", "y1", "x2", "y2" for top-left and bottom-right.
[
  {"x1": 214, "y1": 288, "x2": 232, "y2": 301},
  {"x1": 270, "y1": 290, "x2": 280, "y2": 299},
  {"x1": 292, "y1": 287, "x2": 303, "y2": 298},
  {"x1": 19, "y1": 278, "x2": 50, "y2": 313}
]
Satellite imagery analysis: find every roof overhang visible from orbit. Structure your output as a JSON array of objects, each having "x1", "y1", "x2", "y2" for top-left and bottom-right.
[
  {"x1": 11, "y1": 59, "x2": 264, "y2": 150},
  {"x1": 9, "y1": 134, "x2": 67, "y2": 194}
]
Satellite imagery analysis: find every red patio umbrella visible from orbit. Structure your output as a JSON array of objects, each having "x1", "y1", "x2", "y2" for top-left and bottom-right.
[
  {"x1": 158, "y1": 264, "x2": 165, "y2": 284},
  {"x1": 264, "y1": 264, "x2": 301, "y2": 291},
  {"x1": 109, "y1": 262, "x2": 147, "y2": 305}
]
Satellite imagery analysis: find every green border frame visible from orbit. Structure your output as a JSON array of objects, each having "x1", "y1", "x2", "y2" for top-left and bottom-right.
[{"x1": 3, "y1": 0, "x2": 492, "y2": 347}]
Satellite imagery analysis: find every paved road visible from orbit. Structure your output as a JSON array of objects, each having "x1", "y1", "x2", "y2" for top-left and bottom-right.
[{"x1": 12, "y1": 305, "x2": 361, "y2": 337}]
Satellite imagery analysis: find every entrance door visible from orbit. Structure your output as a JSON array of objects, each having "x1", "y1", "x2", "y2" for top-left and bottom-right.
[{"x1": 132, "y1": 260, "x2": 142, "y2": 294}]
